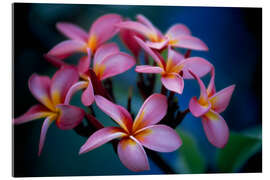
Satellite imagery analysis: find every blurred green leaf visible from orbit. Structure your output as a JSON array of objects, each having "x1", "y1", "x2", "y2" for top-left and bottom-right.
[
  {"x1": 176, "y1": 130, "x2": 206, "y2": 173},
  {"x1": 217, "y1": 128, "x2": 262, "y2": 173}
]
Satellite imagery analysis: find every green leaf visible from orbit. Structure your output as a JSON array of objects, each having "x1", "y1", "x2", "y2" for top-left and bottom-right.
[
  {"x1": 176, "y1": 130, "x2": 206, "y2": 173},
  {"x1": 217, "y1": 129, "x2": 262, "y2": 173}
]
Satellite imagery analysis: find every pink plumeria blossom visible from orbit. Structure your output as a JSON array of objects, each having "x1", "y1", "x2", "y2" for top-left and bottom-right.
[
  {"x1": 64, "y1": 43, "x2": 136, "y2": 106},
  {"x1": 117, "y1": 14, "x2": 208, "y2": 51},
  {"x1": 134, "y1": 37, "x2": 212, "y2": 94},
  {"x1": 13, "y1": 66, "x2": 85, "y2": 155},
  {"x1": 188, "y1": 69, "x2": 235, "y2": 148},
  {"x1": 119, "y1": 28, "x2": 145, "y2": 59},
  {"x1": 47, "y1": 14, "x2": 122, "y2": 60},
  {"x1": 79, "y1": 94, "x2": 182, "y2": 172}
]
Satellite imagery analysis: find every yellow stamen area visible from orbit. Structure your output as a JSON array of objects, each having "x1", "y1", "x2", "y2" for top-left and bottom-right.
[
  {"x1": 165, "y1": 59, "x2": 183, "y2": 74},
  {"x1": 134, "y1": 128, "x2": 152, "y2": 142},
  {"x1": 51, "y1": 90, "x2": 61, "y2": 107},
  {"x1": 87, "y1": 35, "x2": 97, "y2": 52},
  {"x1": 94, "y1": 64, "x2": 106, "y2": 80},
  {"x1": 171, "y1": 64, "x2": 184, "y2": 74},
  {"x1": 42, "y1": 96, "x2": 56, "y2": 112},
  {"x1": 161, "y1": 73, "x2": 176, "y2": 79},
  {"x1": 80, "y1": 74, "x2": 90, "y2": 82},
  {"x1": 40, "y1": 112, "x2": 56, "y2": 118},
  {"x1": 147, "y1": 33, "x2": 162, "y2": 42},
  {"x1": 121, "y1": 138, "x2": 137, "y2": 150},
  {"x1": 198, "y1": 97, "x2": 209, "y2": 108},
  {"x1": 205, "y1": 110, "x2": 219, "y2": 121},
  {"x1": 165, "y1": 58, "x2": 174, "y2": 72},
  {"x1": 169, "y1": 38, "x2": 179, "y2": 46},
  {"x1": 132, "y1": 111, "x2": 145, "y2": 132},
  {"x1": 209, "y1": 96, "x2": 218, "y2": 107}
]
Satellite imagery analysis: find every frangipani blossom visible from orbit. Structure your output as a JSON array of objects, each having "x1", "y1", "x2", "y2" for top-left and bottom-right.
[
  {"x1": 134, "y1": 37, "x2": 212, "y2": 94},
  {"x1": 188, "y1": 69, "x2": 235, "y2": 148},
  {"x1": 13, "y1": 66, "x2": 85, "y2": 155},
  {"x1": 47, "y1": 14, "x2": 122, "y2": 62},
  {"x1": 64, "y1": 43, "x2": 136, "y2": 106},
  {"x1": 79, "y1": 94, "x2": 182, "y2": 172},
  {"x1": 117, "y1": 14, "x2": 208, "y2": 51},
  {"x1": 119, "y1": 28, "x2": 145, "y2": 59}
]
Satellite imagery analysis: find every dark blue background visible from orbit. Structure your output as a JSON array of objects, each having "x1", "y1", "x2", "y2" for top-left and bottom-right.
[{"x1": 13, "y1": 3, "x2": 261, "y2": 176}]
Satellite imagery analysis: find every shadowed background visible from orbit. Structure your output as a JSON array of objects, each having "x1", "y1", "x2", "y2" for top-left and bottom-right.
[{"x1": 13, "y1": 3, "x2": 262, "y2": 177}]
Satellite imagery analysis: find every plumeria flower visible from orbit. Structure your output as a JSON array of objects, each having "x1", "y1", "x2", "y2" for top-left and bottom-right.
[
  {"x1": 47, "y1": 13, "x2": 123, "y2": 69},
  {"x1": 188, "y1": 69, "x2": 235, "y2": 148},
  {"x1": 64, "y1": 43, "x2": 136, "y2": 106},
  {"x1": 134, "y1": 37, "x2": 212, "y2": 94},
  {"x1": 13, "y1": 66, "x2": 85, "y2": 155},
  {"x1": 119, "y1": 27, "x2": 145, "y2": 59},
  {"x1": 79, "y1": 94, "x2": 182, "y2": 172},
  {"x1": 117, "y1": 14, "x2": 208, "y2": 51}
]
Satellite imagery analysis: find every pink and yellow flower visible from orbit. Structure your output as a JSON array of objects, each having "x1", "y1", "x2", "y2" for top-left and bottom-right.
[
  {"x1": 64, "y1": 43, "x2": 136, "y2": 106},
  {"x1": 79, "y1": 94, "x2": 182, "y2": 172},
  {"x1": 188, "y1": 69, "x2": 235, "y2": 148},
  {"x1": 119, "y1": 27, "x2": 145, "y2": 59},
  {"x1": 117, "y1": 14, "x2": 208, "y2": 51},
  {"x1": 134, "y1": 37, "x2": 212, "y2": 94},
  {"x1": 13, "y1": 66, "x2": 85, "y2": 155},
  {"x1": 47, "y1": 14, "x2": 122, "y2": 60}
]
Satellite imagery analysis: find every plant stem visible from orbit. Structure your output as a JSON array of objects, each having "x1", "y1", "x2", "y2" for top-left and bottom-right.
[{"x1": 161, "y1": 85, "x2": 167, "y2": 95}]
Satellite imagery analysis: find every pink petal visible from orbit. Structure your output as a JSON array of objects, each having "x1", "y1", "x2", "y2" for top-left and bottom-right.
[
  {"x1": 117, "y1": 105, "x2": 133, "y2": 124},
  {"x1": 56, "y1": 22, "x2": 88, "y2": 42},
  {"x1": 13, "y1": 104, "x2": 52, "y2": 125},
  {"x1": 181, "y1": 57, "x2": 212, "y2": 79},
  {"x1": 64, "y1": 81, "x2": 88, "y2": 105},
  {"x1": 135, "y1": 65, "x2": 163, "y2": 74},
  {"x1": 119, "y1": 29, "x2": 144, "y2": 58},
  {"x1": 77, "y1": 53, "x2": 91, "y2": 75},
  {"x1": 134, "y1": 36, "x2": 166, "y2": 68},
  {"x1": 81, "y1": 78, "x2": 95, "y2": 106},
  {"x1": 89, "y1": 14, "x2": 122, "y2": 45},
  {"x1": 145, "y1": 39, "x2": 169, "y2": 50},
  {"x1": 95, "y1": 95, "x2": 133, "y2": 133},
  {"x1": 55, "y1": 104, "x2": 84, "y2": 130},
  {"x1": 207, "y1": 67, "x2": 216, "y2": 96},
  {"x1": 79, "y1": 127, "x2": 126, "y2": 154},
  {"x1": 136, "y1": 14, "x2": 163, "y2": 38},
  {"x1": 136, "y1": 14, "x2": 156, "y2": 32},
  {"x1": 202, "y1": 110, "x2": 229, "y2": 148},
  {"x1": 93, "y1": 43, "x2": 119, "y2": 67},
  {"x1": 38, "y1": 115, "x2": 55, "y2": 156},
  {"x1": 47, "y1": 40, "x2": 86, "y2": 60},
  {"x1": 189, "y1": 97, "x2": 211, "y2": 117},
  {"x1": 161, "y1": 73, "x2": 184, "y2": 94},
  {"x1": 165, "y1": 24, "x2": 191, "y2": 39},
  {"x1": 28, "y1": 74, "x2": 55, "y2": 111},
  {"x1": 134, "y1": 125, "x2": 182, "y2": 152},
  {"x1": 117, "y1": 137, "x2": 150, "y2": 172},
  {"x1": 95, "y1": 52, "x2": 135, "y2": 80},
  {"x1": 173, "y1": 35, "x2": 208, "y2": 51},
  {"x1": 166, "y1": 47, "x2": 184, "y2": 72},
  {"x1": 133, "y1": 94, "x2": 167, "y2": 131},
  {"x1": 209, "y1": 85, "x2": 235, "y2": 113},
  {"x1": 188, "y1": 70, "x2": 208, "y2": 103},
  {"x1": 116, "y1": 21, "x2": 153, "y2": 38},
  {"x1": 44, "y1": 54, "x2": 69, "y2": 68},
  {"x1": 50, "y1": 66, "x2": 79, "y2": 105}
]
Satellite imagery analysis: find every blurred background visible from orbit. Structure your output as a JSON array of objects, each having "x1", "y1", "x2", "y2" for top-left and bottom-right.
[{"x1": 13, "y1": 3, "x2": 262, "y2": 177}]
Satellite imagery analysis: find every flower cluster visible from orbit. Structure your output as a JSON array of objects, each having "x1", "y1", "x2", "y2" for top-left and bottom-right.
[{"x1": 14, "y1": 14, "x2": 235, "y2": 172}]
